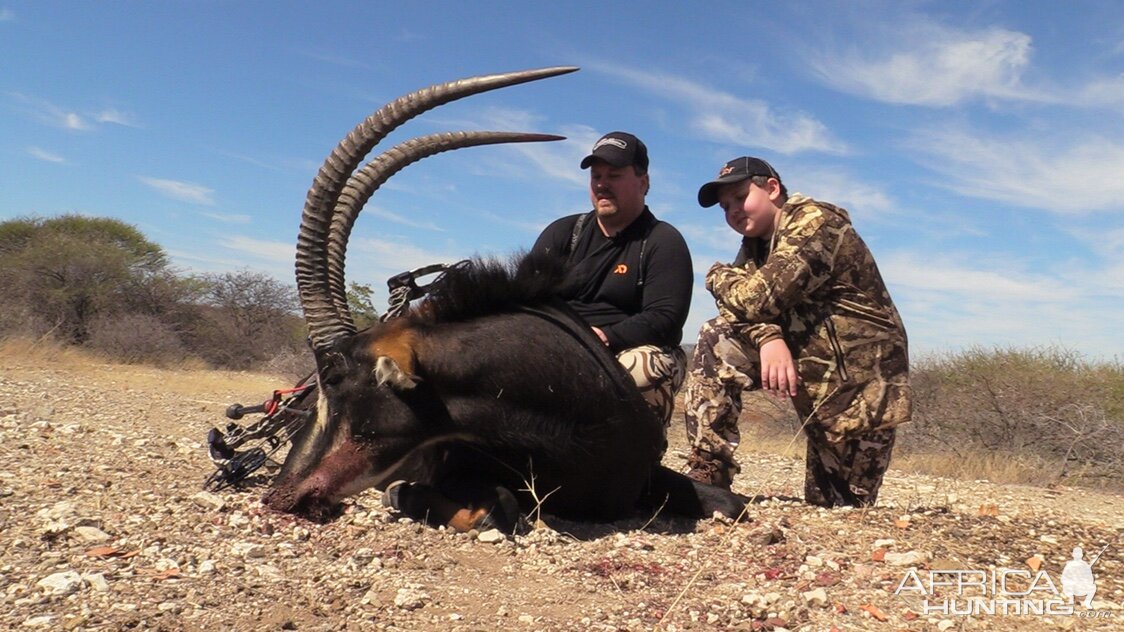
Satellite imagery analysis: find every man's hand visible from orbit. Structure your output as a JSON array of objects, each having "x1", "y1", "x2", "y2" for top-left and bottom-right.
[
  {"x1": 591, "y1": 326, "x2": 610, "y2": 347},
  {"x1": 760, "y1": 338, "x2": 798, "y2": 398}
]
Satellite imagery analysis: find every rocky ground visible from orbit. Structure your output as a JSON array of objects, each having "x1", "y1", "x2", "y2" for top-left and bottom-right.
[{"x1": 1, "y1": 351, "x2": 1121, "y2": 631}]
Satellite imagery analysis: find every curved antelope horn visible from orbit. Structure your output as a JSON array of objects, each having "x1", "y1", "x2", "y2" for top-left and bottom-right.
[
  {"x1": 295, "y1": 66, "x2": 578, "y2": 352},
  {"x1": 326, "y1": 131, "x2": 564, "y2": 331}
]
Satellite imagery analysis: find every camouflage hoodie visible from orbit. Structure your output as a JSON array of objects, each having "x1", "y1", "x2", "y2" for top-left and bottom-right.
[{"x1": 705, "y1": 193, "x2": 911, "y2": 442}]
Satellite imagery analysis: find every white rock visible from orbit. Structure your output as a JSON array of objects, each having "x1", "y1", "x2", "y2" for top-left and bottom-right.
[
  {"x1": 198, "y1": 560, "x2": 216, "y2": 575},
  {"x1": 937, "y1": 620, "x2": 955, "y2": 631},
  {"x1": 805, "y1": 555, "x2": 824, "y2": 567},
  {"x1": 884, "y1": 551, "x2": 932, "y2": 567},
  {"x1": 192, "y1": 491, "x2": 226, "y2": 512},
  {"x1": 394, "y1": 586, "x2": 429, "y2": 610},
  {"x1": 254, "y1": 564, "x2": 283, "y2": 581},
  {"x1": 36, "y1": 501, "x2": 77, "y2": 529},
  {"x1": 82, "y1": 573, "x2": 110, "y2": 592},
  {"x1": 477, "y1": 529, "x2": 506, "y2": 544},
  {"x1": 231, "y1": 542, "x2": 266, "y2": 559},
  {"x1": 351, "y1": 548, "x2": 375, "y2": 566},
  {"x1": 741, "y1": 592, "x2": 768, "y2": 617},
  {"x1": 72, "y1": 526, "x2": 111, "y2": 543},
  {"x1": 802, "y1": 588, "x2": 829, "y2": 608},
  {"x1": 21, "y1": 615, "x2": 56, "y2": 628},
  {"x1": 154, "y1": 558, "x2": 180, "y2": 572},
  {"x1": 36, "y1": 571, "x2": 83, "y2": 596},
  {"x1": 873, "y1": 538, "x2": 896, "y2": 549}
]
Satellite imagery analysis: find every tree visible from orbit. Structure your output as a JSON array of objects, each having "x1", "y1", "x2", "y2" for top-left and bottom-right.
[
  {"x1": 0, "y1": 215, "x2": 176, "y2": 343},
  {"x1": 347, "y1": 281, "x2": 380, "y2": 330},
  {"x1": 187, "y1": 269, "x2": 305, "y2": 369}
]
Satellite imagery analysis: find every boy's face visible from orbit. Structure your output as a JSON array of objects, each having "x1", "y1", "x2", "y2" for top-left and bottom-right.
[{"x1": 717, "y1": 178, "x2": 782, "y2": 238}]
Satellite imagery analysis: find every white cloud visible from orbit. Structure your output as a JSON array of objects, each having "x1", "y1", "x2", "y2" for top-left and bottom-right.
[
  {"x1": 879, "y1": 250, "x2": 1121, "y2": 360},
  {"x1": 139, "y1": 176, "x2": 215, "y2": 205},
  {"x1": 368, "y1": 207, "x2": 445, "y2": 232},
  {"x1": 791, "y1": 167, "x2": 896, "y2": 221},
  {"x1": 679, "y1": 223, "x2": 742, "y2": 255},
  {"x1": 218, "y1": 235, "x2": 294, "y2": 263},
  {"x1": 95, "y1": 109, "x2": 139, "y2": 127},
  {"x1": 589, "y1": 62, "x2": 846, "y2": 155},
  {"x1": 885, "y1": 251, "x2": 1076, "y2": 301},
  {"x1": 809, "y1": 24, "x2": 1038, "y2": 106},
  {"x1": 498, "y1": 126, "x2": 593, "y2": 188},
  {"x1": 906, "y1": 127, "x2": 1124, "y2": 214},
  {"x1": 350, "y1": 236, "x2": 458, "y2": 275},
  {"x1": 8, "y1": 92, "x2": 105, "y2": 131},
  {"x1": 62, "y1": 112, "x2": 88, "y2": 130},
  {"x1": 7, "y1": 93, "x2": 139, "y2": 131},
  {"x1": 434, "y1": 107, "x2": 592, "y2": 187},
  {"x1": 201, "y1": 211, "x2": 251, "y2": 224},
  {"x1": 27, "y1": 146, "x2": 65, "y2": 163},
  {"x1": 1076, "y1": 74, "x2": 1124, "y2": 106}
]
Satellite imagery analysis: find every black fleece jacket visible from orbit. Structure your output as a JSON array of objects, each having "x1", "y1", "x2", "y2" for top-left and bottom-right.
[{"x1": 530, "y1": 207, "x2": 693, "y2": 352}]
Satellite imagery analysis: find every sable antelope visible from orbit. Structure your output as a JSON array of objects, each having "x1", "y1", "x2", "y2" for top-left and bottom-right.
[{"x1": 262, "y1": 67, "x2": 748, "y2": 533}]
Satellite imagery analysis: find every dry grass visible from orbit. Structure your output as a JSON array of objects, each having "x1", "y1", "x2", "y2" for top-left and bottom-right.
[
  {"x1": 892, "y1": 450, "x2": 1052, "y2": 486},
  {"x1": 0, "y1": 335, "x2": 284, "y2": 399},
  {"x1": 6, "y1": 335, "x2": 1121, "y2": 491}
]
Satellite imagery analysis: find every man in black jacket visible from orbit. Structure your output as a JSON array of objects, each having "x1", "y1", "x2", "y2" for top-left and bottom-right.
[{"x1": 531, "y1": 131, "x2": 693, "y2": 430}]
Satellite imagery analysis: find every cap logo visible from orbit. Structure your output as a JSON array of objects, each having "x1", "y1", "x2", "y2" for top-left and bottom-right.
[
  {"x1": 593, "y1": 137, "x2": 628, "y2": 151},
  {"x1": 718, "y1": 165, "x2": 734, "y2": 176}
]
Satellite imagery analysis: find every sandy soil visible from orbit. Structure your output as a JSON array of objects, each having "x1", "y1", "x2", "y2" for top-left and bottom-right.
[{"x1": 1, "y1": 352, "x2": 1121, "y2": 631}]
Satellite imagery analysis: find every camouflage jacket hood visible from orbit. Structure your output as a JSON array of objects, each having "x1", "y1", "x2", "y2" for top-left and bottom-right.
[{"x1": 706, "y1": 193, "x2": 912, "y2": 440}]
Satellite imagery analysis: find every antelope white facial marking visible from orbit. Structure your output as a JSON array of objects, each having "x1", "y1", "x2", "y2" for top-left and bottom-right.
[{"x1": 374, "y1": 356, "x2": 418, "y2": 390}]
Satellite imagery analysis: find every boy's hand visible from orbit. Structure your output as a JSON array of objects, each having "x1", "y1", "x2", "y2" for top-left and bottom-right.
[{"x1": 760, "y1": 338, "x2": 799, "y2": 398}]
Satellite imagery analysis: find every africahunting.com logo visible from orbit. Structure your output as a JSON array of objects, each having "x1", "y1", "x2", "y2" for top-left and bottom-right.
[{"x1": 894, "y1": 544, "x2": 1115, "y2": 618}]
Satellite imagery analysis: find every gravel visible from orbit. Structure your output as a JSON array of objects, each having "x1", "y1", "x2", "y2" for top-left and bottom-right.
[{"x1": 1, "y1": 355, "x2": 1121, "y2": 630}]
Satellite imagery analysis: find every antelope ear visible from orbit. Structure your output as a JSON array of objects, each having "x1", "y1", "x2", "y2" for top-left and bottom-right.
[{"x1": 374, "y1": 356, "x2": 418, "y2": 390}]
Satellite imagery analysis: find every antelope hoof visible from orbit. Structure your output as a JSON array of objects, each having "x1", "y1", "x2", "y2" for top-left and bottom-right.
[{"x1": 375, "y1": 356, "x2": 418, "y2": 390}]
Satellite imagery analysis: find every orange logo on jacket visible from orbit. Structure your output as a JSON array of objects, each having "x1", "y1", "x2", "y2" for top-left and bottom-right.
[{"x1": 613, "y1": 264, "x2": 628, "y2": 275}]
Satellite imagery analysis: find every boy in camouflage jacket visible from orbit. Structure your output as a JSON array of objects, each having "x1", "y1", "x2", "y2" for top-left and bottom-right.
[{"x1": 685, "y1": 156, "x2": 911, "y2": 507}]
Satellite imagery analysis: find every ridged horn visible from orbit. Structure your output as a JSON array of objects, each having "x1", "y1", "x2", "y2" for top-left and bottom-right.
[
  {"x1": 325, "y1": 131, "x2": 564, "y2": 332},
  {"x1": 295, "y1": 66, "x2": 578, "y2": 351}
]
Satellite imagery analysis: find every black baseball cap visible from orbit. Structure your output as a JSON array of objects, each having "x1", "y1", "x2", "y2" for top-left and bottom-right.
[
  {"x1": 579, "y1": 131, "x2": 649, "y2": 172},
  {"x1": 697, "y1": 156, "x2": 781, "y2": 207}
]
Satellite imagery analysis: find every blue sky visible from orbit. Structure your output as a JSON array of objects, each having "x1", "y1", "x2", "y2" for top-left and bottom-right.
[{"x1": 3, "y1": 1, "x2": 1122, "y2": 361}]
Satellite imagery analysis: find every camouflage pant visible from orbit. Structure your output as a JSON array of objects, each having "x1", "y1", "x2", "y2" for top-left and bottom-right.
[
  {"x1": 683, "y1": 317, "x2": 895, "y2": 507},
  {"x1": 617, "y1": 344, "x2": 687, "y2": 429},
  {"x1": 803, "y1": 425, "x2": 895, "y2": 507}
]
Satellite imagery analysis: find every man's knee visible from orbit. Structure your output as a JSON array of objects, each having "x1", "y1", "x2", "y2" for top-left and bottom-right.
[{"x1": 617, "y1": 345, "x2": 685, "y2": 392}]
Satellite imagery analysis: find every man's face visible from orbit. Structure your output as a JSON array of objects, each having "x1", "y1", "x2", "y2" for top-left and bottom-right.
[
  {"x1": 717, "y1": 178, "x2": 781, "y2": 238},
  {"x1": 588, "y1": 161, "x2": 648, "y2": 221}
]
